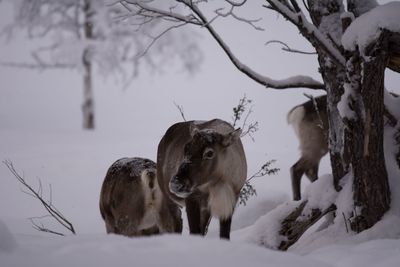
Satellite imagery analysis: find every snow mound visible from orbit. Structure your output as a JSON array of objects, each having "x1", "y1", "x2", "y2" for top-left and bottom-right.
[{"x1": 342, "y1": 2, "x2": 400, "y2": 53}]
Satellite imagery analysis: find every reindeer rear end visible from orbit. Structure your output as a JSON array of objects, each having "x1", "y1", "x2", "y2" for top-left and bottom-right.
[
  {"x1": 287, "y1": 95, "x2": 329, "y2": 200},
  {"x1": 100, "y1": 157, "x2": 182, "y2": 236}
]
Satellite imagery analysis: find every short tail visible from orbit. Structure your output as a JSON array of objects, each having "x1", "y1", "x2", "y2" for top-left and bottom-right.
[{"x1": 287, "y1": 105, "x2": 305, "y2": 138}]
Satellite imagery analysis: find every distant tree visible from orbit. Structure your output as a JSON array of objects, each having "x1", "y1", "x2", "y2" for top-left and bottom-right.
[
  {"x1": 117, "y1": 0, "x2": 400, "y2": 249},
  {"x1": 1, "y1": 0, "x2": 202, "y2": 129}
]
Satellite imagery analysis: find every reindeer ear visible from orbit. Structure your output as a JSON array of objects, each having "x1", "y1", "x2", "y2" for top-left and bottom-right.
[
  {"x1": 190, "y1": 124, "x2": 200, "y2": 138},
  {"x1": 221, "y1": 128, "x2": 242, "y2": 147}
]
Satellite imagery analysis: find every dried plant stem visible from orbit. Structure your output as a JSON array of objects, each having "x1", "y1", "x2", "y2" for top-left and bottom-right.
[{"x1": 3, "y1": 160, "x2": 76, "y2": 236}]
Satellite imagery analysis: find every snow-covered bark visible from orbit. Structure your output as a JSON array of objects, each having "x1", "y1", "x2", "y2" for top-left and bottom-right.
[
  {"x1": 339, "y1": 2, "x2": 400, "y2": 231},
  {"x1": 346, "y1": 42, "x2": 390, "y2": 232},
  {"x1": 347, "y1": 0, "x2": 378, "y2": 18},
  {"x1": 306, "y1": 0, "x2": 350, "y2": 191}
]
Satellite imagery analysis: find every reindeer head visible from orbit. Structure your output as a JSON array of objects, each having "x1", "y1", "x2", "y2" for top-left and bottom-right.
[{"x1": 169, "y1": 126, "x2": 242, "y2": 198}]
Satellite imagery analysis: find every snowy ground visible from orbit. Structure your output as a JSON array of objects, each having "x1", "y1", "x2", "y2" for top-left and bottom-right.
[{"x1": 2, "y1": 1, "x2": 400, "y2": 266}]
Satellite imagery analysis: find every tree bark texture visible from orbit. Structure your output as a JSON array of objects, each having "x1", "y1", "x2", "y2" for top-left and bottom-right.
[
  {"x1": 82, "y1": 0, "x2": 95, "y2": 130},
  {"x1": 307, "y1": 1, "x2": 391, "y2": 233},
  {"x1": 308, "y1": 0, "x2": 350, "y2": 190},
  {"x1": 346, "y1": 32, "x2": 391, "y2": 232},
  {"x1": 396, "y1": 129, "x2": 400, "y2": 168},
  {"x1": 278, "y1": 201, "x2": 336, "y2": 251}
]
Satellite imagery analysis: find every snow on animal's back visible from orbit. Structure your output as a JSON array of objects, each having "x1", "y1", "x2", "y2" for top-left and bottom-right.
[{"x1": 195, "y1": 119, "x2": 235, "y2": 134}]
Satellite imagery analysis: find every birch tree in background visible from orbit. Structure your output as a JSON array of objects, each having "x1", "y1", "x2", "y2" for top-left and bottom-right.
[
  {"x1": 1, "y1": 0, "x2": 202, "y2": 129},
  {"x1": 116, "y1": 0, "x2": 400, "y2": 249}
]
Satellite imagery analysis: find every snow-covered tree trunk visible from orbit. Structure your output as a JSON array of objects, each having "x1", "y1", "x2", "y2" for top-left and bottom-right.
[
  {"x1": 344, "y1": 32, "x2": 391, "y2": 232},
  {"x1": 307, "y1": 0, "x2": 350, "y2": 191},
  {"x1": 306, "y1": 0, "x2": 391, "y2": 232},
  {"x1": 308, "y1": 0, "x2": 391, "y2": 232},
  {"x1": 82, "y1": 0, "x2": 95, "y2": 130}
]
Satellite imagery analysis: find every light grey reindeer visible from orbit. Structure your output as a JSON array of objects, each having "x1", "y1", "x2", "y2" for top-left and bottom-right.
[
  {"x1": 287, "y1": 95, "x2": 329, "y2": 201},
  {"x1": 99, "y1": 157, "x2": 182, "y2": 236},
  {"x1": 157, "y1": 119, "x2": 247, "y2": 239}
]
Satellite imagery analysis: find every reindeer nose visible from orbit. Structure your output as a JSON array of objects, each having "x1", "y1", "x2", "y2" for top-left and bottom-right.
[
  {"x1": 170, "y1": 176, "x2": 184, "y2": 192},
  {"x1": 169, "y1": 175, "x2": 192, "y2": 198}
]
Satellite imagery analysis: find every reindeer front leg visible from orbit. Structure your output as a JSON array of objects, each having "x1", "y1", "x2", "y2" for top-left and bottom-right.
[
  {"x1": 186, "y1": 197, "x2": 202, "y2": 235},
  {"x1": 219, "y1": 216, "x2": 232, "y2": 240}
]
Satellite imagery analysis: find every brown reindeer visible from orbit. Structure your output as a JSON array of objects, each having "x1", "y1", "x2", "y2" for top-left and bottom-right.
[
  {"x1": 287, "y1": 95, "x2": 329, "y2": 201},
  {"x1": 99, "y1": 157, "x2": 182, "y2": 236},
  {"x1": 157, "y1": 119, "x2": 247, "y2": 239}
]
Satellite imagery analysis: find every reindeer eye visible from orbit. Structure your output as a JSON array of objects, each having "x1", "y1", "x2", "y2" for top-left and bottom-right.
[{"x1": 203, "y1": 148, "x2": 214, "y2": 159}]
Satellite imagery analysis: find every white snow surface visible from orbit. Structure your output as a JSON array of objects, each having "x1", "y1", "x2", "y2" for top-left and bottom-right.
[
  {"x1": 1, "y1": 234, "x2": 332, "y2": 267},
  {"x1": 337, "y1": 82, "x2": 357, "y2": 120},
  {"x1": 342, "y1": 2, "x2": 400, "y2": 53}
]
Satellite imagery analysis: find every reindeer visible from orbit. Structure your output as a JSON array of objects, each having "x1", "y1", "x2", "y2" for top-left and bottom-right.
[
  {"x1": 287, "y1": 95, "x2": 329, "y2": 201},
  {"x1": 157, "y1": 119, "x2": 247, "y2": 239},
  {"x1": 99, "y1": 157, "x2": 182, "y2": 236}
]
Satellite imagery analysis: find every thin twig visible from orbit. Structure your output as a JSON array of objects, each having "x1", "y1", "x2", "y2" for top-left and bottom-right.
[
  {"x1": 247, "y1": 160, "x2": 280, "y2": 182},
  {"x1": 265, "y1": 40, "x2": 316, "y2": 55},
  {"x1": 342, "y1": 212, "x2": 349, "y2": 233},
  {"x1": 3, "y1": 160, "x2": 76, "y2": 236},
  {"x1": 134, "y1": 22, "x2": 188, "y2": 60},
  {"x1": 123, "y1": 0, "x2": 325, "y2": 90},
  {"x1": 265, "y1": 0, "x2": 346, "y2": 68},
  {"x1": 29, "y1": 218, "x2": 65, "y2": 236},
  {"x1": 239, "y1": 159, "x2": 279, "y2": 205},
  {"x1": 304, "y1": 93, "x2": 327, "y2": 135},
  {"x1": 173, "y1": 101, "x2": 187, "y2": 121},
  {"x1": 231, "y1": 95, "x2": 259, "y2": 141}
]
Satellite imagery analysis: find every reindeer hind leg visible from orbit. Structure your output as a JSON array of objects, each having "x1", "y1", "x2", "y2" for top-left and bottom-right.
[
  {"x1": 305, "y1": 163, "x2": 319, "y2": 182},
  {"x1": 291, "y1": 158, "x2": 307, "y2": 201}
]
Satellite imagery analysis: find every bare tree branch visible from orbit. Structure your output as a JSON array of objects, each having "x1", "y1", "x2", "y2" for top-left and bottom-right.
[
  {"x1": 0, "y1": 61, "x2": 76, "y2": 70},
  {"x1": 134, "y1": 21, "x2": 189, "y2": 60},
  {"x1": 265, "y1": 40, "x2": 317, "y2": 55},
  {"x1": 120, "y1": 0, "x2": 325, "y2": 90},
  {"x1": 183, "y1": 1, "x2": 325, "y2": 89},
  {"x1": 265, "y1": 0, "x2": 346, "y2": 68},
  {"x1": 224, "y1": 0, "x2": 247, "y2": 7},
  {"x1": 121, "y1": 0, "x2": 202, "y2": 26},
  {"x1": 214, "y1": 4, "x2": 264, "y2": 31},
  {"x1": 3, "y1": 160, "x2": 76, "y2": 236},
  {"x1": 29, "y1": 218, "x2": 65, "y2": 236},
  {"x1": 301, "y1": 0, "x2": 310, "y2": 12},
  {"x1": 173, "y1": 101, "x2": 187, "y2": 121}
]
